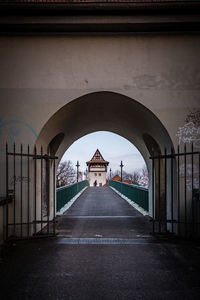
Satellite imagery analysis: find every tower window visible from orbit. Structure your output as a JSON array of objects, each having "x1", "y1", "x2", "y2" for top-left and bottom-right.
[
  {"x1": 95, "y1": 173, "x2": 97, "y2": 176},
  {"x1": 99, "y1": 173, "x2": 101, "y2": 176}
]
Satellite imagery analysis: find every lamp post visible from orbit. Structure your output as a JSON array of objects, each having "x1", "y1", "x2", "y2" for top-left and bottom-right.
[
  {"x1": 76, "y1": 160, "x2": 80, "y2": 183},
  {"x1": 110, "y1": 168, "x2": 112, "y2": 180},
  {"x1": 120, "y1": 161, "x2": 124, "y2": 182}
]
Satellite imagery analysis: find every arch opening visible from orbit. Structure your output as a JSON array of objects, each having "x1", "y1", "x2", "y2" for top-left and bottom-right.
[
  {"x1": 36, "y1": 91, "x2": 174, "y2": 219},
  {"x1": 57, "y1": 130, "x2": 148, "y2": 188}
]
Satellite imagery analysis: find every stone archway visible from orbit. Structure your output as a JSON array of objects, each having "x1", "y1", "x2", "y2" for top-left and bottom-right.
[{"x1": 36, "y1": 91, "x2": 174, "y2": 218}]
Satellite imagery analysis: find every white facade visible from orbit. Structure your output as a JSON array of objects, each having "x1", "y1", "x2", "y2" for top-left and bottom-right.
[{"x1": 88, "y1": 170, "x2": 107, "y2": 187}]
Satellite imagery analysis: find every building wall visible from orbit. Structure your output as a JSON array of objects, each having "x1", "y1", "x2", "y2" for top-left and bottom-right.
[
  {"x1": 0, "y1": 33, "x2": 200, "y2": 243},
  {"x1": 89, "y1": 171, "x2": 107, "y2": 187},
  {"x1": 0, "y1": 34, "x2": 199, "y2": 150}
]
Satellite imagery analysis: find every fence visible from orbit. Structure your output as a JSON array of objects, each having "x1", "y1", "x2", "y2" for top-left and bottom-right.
[
  {"x1": 150, "y1": 144, "x2": 200, "y2": 237},
  {"x1": 108, "y1": 180, "x2": 148, "y2": 212},
  {"x1": 56, "y1": 180, "x2": 88, "y2": 212},
  {"x1": 3, "y1": 143, "x2": 58, "y2": 241}
]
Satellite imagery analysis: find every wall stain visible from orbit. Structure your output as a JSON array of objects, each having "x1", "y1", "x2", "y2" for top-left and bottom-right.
[{"x1": 131, "y1": 68, "x2": 200, "y2": 90}]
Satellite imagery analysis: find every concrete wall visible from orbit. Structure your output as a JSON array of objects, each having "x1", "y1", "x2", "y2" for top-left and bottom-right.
[
  {"x1": 0, "y1": 34, "x2": 199, "y2": 149},
  {"x1": 0, "y1": 33, "x2": 200, "y2": 242}
]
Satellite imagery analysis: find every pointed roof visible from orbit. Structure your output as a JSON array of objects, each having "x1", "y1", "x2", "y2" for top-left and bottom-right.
[{"x1": 86, "y1": 149, "x2": 109, "y2": 165}]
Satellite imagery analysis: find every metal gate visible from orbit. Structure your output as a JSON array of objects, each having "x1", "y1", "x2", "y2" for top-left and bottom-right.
[
  {"x1": 4, "y1": 143, "x2": 57, "y2": 241},
  {"x1": 150, "y1": 144, "x2": 200, "y2": 238}
]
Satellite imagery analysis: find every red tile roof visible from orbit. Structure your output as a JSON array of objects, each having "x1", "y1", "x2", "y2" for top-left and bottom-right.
[
  {"x1": 111, "y1": 175, "x2": 133, "y2": 184},
  {"x1": 86, "y1": 160, "x2": 109, "y2": 164},
  {"x1": 111, "y1": 175, "x2": 121, "y2": 181}
]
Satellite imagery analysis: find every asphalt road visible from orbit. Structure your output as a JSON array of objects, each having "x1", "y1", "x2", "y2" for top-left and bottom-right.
[{"x1": 0, "y1": 187, "x2": 200, "y2": 300}]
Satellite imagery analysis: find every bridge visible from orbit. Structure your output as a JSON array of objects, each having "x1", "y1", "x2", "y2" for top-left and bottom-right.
[
  {"x1": 0, "y1": 185, "x2": 200, "y2": 299},
  {"x1": 57, "y1": 186, "x2": 151, "y2": 240}
]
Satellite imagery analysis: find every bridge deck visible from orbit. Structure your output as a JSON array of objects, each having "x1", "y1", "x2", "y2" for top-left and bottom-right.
[{"x1": 57, "y1": 187, "x2": 151, "y2": 238}]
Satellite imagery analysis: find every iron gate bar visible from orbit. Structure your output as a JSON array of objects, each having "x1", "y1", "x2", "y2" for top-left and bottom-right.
[
  {"x1": 53, "y1": 158, "x2": 56, "y2": 235},
  {"x1": 184, "y1": 143, "x2": 187, "y2": 236},
  {"x1": 171, "y1": 147, "x2": 174, "y2": 233},
  {"x1": 13, "y1": 143, "x2": 16, "y2": 234},
  {"x1": 152, "y1": 150, "x2": 155, "y2": 233},
  {"x1": 47, "y1": 147, "x2": 50, "y2": 235},
  {"x1": 158, "y1": 153, "x2": 161, "y2": 233},
  {"x1": 27, "y1": 144, "x2": 30, "y2": 237},
  {"x1": 7, "y1": 220, "x2": 56, "y2": 226},
  {"x1": 6, "y1": 143, "x2": 8, "y2": 240},
  {"x1": 191, "y1": 143, "x2": 194, "y2": 234},
  {"x1": 20, "y1": 144, "x2": 23, "y2": 237},
  {"x1": 41, "y1": 146, "x2": 43, "y2": 233},
  {"x1": 164, "y1": 147, "x2": 167, "y2": 233},
  {"x1": 177, "y1": 145, "x2": 180, "y2": 235},
  {"x1": 199, "y1": 153, "x2": 200, "y2": 235},
  {"x1": 34, "y1": 146, "x2": 37, "y2": 235},
  {"x1": 151, "y1": 220, "x2": 200, "y2": 224},
  {"x1": 33, "y1": 220, "x2": 54, "y2": 224},
  {"x1": 149, "y1": 151, "x2": 200, "y2": 159},
  {"x1": 7, "y1": 152, "x2": 58, "y2": 159},
  {"x1": 150, "y1": 143, "x2": 200, "y2": 238}
]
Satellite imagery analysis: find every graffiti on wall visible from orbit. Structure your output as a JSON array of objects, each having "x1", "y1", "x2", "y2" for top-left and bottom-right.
[
  {"x1": 179, "y1": 163, "x2": 199, "y2": 191},
  {"x1": 176, "y1": 110, "x2": 200, "y2": 190},
  {"x1": 9, "y1": 176, "x2": 31, "y2": 186},
  {"x1": 0, "y1": 117, "x2": 38, "y2": 152},
  {"x1": 176, "y1": 110, "x2": 200, "y2": 148}
]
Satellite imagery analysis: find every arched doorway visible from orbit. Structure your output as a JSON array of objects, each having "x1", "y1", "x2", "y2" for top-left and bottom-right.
[
  {"x1": 3, "y1": 91, "x2": 176, "y2": 241},
  {"x1": 36, "y1": 91, "x2": 173, "y2": 222}
]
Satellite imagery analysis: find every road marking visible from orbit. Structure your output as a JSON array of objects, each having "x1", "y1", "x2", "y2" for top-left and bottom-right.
[{"x1": 57, "y1": 238, "x2": 157, "y2": 245}]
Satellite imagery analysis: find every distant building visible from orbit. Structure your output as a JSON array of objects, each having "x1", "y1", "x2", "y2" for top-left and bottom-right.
[
  {"x1": 86, "y1": 149, "x2": 109, "y2": 187},
  {"x1": 110, "y1": 175, "x2": 133, "y2": 184}
]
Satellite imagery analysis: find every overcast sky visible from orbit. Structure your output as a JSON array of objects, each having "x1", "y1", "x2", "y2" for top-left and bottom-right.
[{"x1": 61, "y1": 131, "x2": 146, "y2": 174}]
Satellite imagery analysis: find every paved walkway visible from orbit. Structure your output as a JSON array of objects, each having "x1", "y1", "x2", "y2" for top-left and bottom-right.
[
  {"x1": 57, "y1": 187, "x2": 152, "y2": 238},
  {"x1": 0, "y1": 187, "x2": 200, "y2": 300}
]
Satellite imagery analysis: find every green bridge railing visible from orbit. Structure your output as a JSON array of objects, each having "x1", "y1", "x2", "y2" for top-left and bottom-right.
[
  {"x1": 56, "y1": 180, "x2": 89, "y2": 212},
  {"x1": 108, "y1": 180, "x2": 148, "y2": 212}
]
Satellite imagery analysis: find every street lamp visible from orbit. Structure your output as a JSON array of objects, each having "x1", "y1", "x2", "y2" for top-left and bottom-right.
[
  {"x1": 76, "y1": 160, "x2": 80, "y2": 183},
  {"x1": 120, "y1": 161, "x2": 124, "y2": 182},
  {"x1": 110, "y1": 168, "x2": 112, "y2": 180}
]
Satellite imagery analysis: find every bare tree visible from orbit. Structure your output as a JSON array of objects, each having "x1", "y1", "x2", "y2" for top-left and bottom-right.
[
  {"x1": 123, "y1": 171, "x2": 141, "y2": 184},
  {"x1": 111, "y1": 167, "x2": 149, "y2": 188},
  {"x1": 56, "y1": 160, "x2": 76, "y2": 187},
  {"x1": 138, "y1": 166, "x2": 149, "y2": 188},
  {"x1": 113, "y1": 170, "x2": 120, "y2": 177}
]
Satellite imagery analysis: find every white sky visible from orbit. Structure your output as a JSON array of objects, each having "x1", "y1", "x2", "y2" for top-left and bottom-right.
[{"x1": 61, "y1": 131, "x2": 146, "y2": 174}]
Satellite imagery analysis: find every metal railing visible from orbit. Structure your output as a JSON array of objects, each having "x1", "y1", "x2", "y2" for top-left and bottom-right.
[
  {"x1": 56, "y1": 180, "x2": 88, "y2": 212},
  {"x1": 108, "y1": 180, "x2": 148, "y2": 211}
]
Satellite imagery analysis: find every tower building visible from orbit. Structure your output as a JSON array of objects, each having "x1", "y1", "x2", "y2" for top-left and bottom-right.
[{"x1": 86, "y1": 149, "x2": 109, "y2": 187}]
